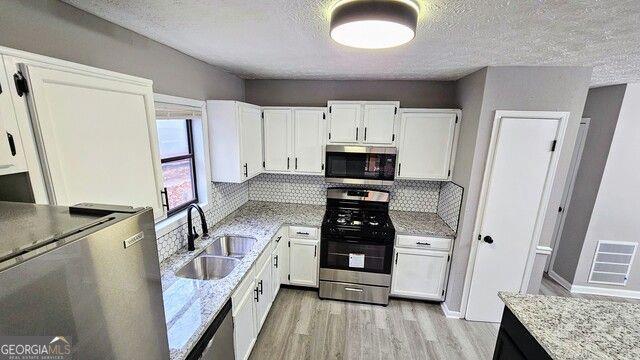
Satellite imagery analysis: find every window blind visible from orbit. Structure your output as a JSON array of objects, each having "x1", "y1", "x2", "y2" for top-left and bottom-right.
[{"x1": 155, "y1": 102, "x2": 202, "y2": 119}]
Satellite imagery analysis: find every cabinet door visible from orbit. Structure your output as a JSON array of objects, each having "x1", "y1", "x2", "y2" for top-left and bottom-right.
[
  {"x1": 328, "y1": 103, "x2": 360, "y2": 143},
  {"x1": 239, "y1": 104, "x2": 263, "y2": 179},
  {"x1": 277, "y1": 231, "x2": 290, "y2": 285},
  {"x1": 363, "y1": 104, "x2": 396, "y2": 144},
  {"x1": 20, "y1": 63, "x2": 165, "y2": 219},
  {"x1": 398, "y1": 111, "x2": 457, "y2": 180},
  {"x1": 263, "y1": 108, "x2": 292, "y2": 172},
  {"x1": 272, "y1": 246, "x2": 281, "y2": 299},
  {"x1": 293, "y1": 108, "x2": 324, "y2": 174},
  {"x1": 233, "y1": 285, "x2": 257, "y2": 360},
  {"x1": 255, "y1": 257, "x2": 273, "y2": 330},
  {"x1": 0, "y1": 60, "x2": 24, "y2": 173},
  {"x1": 289, "y1": 239, "x2": 319, "y2": 287},
  {"x1": 391, "y1": 248, "x2": 448, "y2": 300}
]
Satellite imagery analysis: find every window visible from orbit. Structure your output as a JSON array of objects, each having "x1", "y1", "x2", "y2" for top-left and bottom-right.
[{"x1": 156, "y1": 118, "x2": 198, "y2": 215}]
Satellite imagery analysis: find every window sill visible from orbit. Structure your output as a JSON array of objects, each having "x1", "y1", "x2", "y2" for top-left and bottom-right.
[{"x1": 155, "y1": 201, "x2": 210, "y2": 238}]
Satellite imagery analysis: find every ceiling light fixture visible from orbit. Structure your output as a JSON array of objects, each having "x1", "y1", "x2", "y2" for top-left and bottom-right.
[{"x1": 330, "y1": 0, "x2": 419, "y2": 49}]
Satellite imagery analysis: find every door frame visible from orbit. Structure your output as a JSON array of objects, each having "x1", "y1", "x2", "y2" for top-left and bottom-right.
[
  {"x1": 460, "y1": 110, "x2": 570, "y2": 319},
  {"x1": 546, "y1": 118, "x2": 590, "y2": 273}
]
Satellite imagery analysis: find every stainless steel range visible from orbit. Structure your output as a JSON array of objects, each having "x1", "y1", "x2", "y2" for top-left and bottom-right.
[{"x1": 319, "y1": 188, "x2": 395, "y2": 305}]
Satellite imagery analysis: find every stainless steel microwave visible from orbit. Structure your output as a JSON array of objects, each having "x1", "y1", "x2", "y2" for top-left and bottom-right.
[{"x1": 324, "y1": 145, "x2": 397, "y2": 185}]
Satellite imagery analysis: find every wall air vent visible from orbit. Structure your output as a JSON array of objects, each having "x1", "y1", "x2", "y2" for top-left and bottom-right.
[{"x1": 588, "y1": 240, "x2": 637, "y2": 286}]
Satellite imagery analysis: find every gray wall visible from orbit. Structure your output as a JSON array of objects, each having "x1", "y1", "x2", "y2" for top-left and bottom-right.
[
  {"x1": 445, "y1": 66, "x2": 592, "y2": 312},
  {"x1": 551, "y1": 85, "x2": 626, "y2": 282},
  {"x1": 245, "y1": 79, "x2": 457, "y2": 108},
  {"x1": 0, "y1": 0, "x2": 244, "y2": 101},
  {"x1": 445, "y1": 68, "x2": 488, "y2": 312}
]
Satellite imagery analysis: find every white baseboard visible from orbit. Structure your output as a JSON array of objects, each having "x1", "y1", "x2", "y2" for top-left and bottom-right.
[
  {"x1": 440, "y1": 302, "x2": 463, "y2": 319},
  {"x1": 571, "y1": 285, "x2": 640, "y2": 300},
  {"x1": 548, "y1": 270, "x2": 572, "y2": 291}
]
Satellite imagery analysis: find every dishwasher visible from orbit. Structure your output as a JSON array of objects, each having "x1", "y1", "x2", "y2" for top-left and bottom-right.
[{"x1": 187, "y1": 300, "x2": 235, "y2": 360}]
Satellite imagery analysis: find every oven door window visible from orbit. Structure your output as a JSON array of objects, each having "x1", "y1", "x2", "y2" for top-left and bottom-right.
[
  {"x1": 325, "y1": 152, "x2": 395, "y2": 181},
  {"x1": 321, "y1": 240, "x2": 392, "y2": 273}
]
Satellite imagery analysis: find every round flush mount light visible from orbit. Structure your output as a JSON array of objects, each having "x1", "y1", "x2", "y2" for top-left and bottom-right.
[{"x1": 330, "y1": 0, "x2": 419, "y2": 49}]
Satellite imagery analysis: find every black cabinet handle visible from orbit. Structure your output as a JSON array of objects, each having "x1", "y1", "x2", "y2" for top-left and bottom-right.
[
  {"x1": 355, "y1": 128, "x2": 359, "y2": 140},
  {"x1": 287, "y1": 157, "x2": 290, "y2": 169},
  {"x1": 295, "y1": 157, "x2": 298, "y2": 170},
  {"x1": 314, "y1": 245, "x2": 317, "y2": 258},
  {"x1": 244, "y1": 163, "x2": 248, "y2": 177},
  {"x1": 416, "y1": 241, "x2": 431, "y2": 246},
  {"x1": 258, "y1": 280, "x2": 263, "y2": 294},
  {"x1": 274, "y1": 255, "x2": 278, "y2": 268},
  {"x1": 296, "y1": 231, "x2": 309, "y2": 235},
  {"x1": 398, "y1": 163, "x2": 402, "y2": 176},
  {"x1": 254, "y1": 287, "x2": 259, "y2": 302},
  {"x1": 483, "y1": 236, "x2": 494, "y2": 244},
  {"x1": 6, "y1": 132, "x2": 16, "y2": 156},
  {"x1": 276, "y1": 236, "x2": 281, "y2": 243},
  {"x1": 364, "y1": 127, "x2": 367, "y2": 141},
  {"x1": 395, "y1": 253, "x2": 398, "y2": 264}
]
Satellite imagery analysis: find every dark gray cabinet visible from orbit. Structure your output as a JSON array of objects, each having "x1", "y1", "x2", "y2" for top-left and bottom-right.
[{"x1": 493, "y1": 307, "x2": 552, "y2": 360}]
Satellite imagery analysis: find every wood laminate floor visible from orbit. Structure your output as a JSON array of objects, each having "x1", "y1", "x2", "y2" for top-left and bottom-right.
[{"x1": 249, "y1": 288, "x2": 499, "y2": 360}]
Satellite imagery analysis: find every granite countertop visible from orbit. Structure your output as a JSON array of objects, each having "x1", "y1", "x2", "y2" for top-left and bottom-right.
[
  {"x1": 160, "y1": 201, "x2": 325, "y2": 360},
  {"x1": 389, "y1": 210, "x2": 456, "y2": 238},
  {"x1": 499, "y1": 292, "x2": 640, "y2": 359},
  {"x1": 161, "y1": 201, "x2": 456, "y2": 359}
]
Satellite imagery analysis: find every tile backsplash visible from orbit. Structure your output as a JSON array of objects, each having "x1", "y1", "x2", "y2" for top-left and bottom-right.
[
  {"x1": 156, "y1": 174, "x2": 464, "y2": 262},
  {"x1": 156, "y1": 181, "x2": 248, "y2": 262},
  {"x1": 248, "y1": 173, "x2": 441, "y2": 212}
]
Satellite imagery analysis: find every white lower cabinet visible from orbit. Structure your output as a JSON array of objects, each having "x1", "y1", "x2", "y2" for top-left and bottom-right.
[
  {"x1": 254, "y1": 254, "x2": 273, "y2": 329},
  {"x1": 391, "y1": 241, "x2": 452, "y2": 301},
  {"x1": 289, "y1": 238, "x2": 319, "y2": 287},
  {"x1": 232, "y1": 279, "x2": 257, "y2": 360}
]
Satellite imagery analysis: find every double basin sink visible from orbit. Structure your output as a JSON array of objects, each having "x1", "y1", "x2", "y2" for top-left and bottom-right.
[{"x1": 176, "y1": 235, "x2": 257, "y2": 281}]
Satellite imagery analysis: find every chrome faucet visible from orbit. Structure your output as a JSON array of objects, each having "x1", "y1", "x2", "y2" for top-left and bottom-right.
[{"x1": 186, "y1": 204, "x2": 209, "y2": 251}]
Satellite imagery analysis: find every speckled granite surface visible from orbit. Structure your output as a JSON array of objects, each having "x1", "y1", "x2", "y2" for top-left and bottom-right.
[
  {"x1": 161, "y1": 201, "x2": 324, "y2": 360},
  {"x1": 389, "y1": 210, "x2": 456, "y2": 238},
  {"x1": 499, "y1": 292, "x2": 640, "y2": 360}
]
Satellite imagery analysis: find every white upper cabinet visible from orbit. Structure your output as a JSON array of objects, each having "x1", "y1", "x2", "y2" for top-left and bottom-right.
[
  {"x1": 262, "y1": 108, "x2": 292, "y2": 172},
  {"x1": 327, "y1": 102, "x2": 361, "y2": 143},
  {"x1": 362, "y1": 103, "x2": 397, "y2": 144},
  {"x1": 397, "y1": 109, "x2": 460, "y2": 180},
  {"x1": 262, "y1": 107, "x2": 325, "y2": 175},
  {"x1": 207, "y1": 100, "x2": 263, "y2": 183},
  {"x1": 293, "y1": 108, "x2": 324, "y2": 174},
  {"x1": 19, "y1": 62, "x2": 166, "y2": 219},
  {"x1": 0, "y1": 56, "x2": 28, "y2": 176}
]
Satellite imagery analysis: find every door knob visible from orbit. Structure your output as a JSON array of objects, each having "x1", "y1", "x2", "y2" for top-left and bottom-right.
[{"x1": 483, "y1": 236, "x2": 494, "y2": 244}]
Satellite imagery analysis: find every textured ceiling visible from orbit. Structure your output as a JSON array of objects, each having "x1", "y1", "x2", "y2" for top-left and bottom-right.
[{"x1": 62, "y1": 0, "x2": 640, "y2": 85}]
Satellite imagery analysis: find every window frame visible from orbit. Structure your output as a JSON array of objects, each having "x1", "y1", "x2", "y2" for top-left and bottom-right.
[{"x1": 159, "y1": 118, "x2": 199, "y2": 216}]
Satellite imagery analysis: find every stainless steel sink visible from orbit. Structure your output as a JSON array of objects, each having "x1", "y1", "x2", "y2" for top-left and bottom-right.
[
  {"x1": 176, "y1": 255, "x2": 239, "y2": 280},
  {"x1": 202, "y1": 235, "x2": 257, "y2": 259}
]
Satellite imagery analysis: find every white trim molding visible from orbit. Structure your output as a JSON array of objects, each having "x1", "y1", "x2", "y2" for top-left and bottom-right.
[
  {"x1": 571, "y1": 285, "x2": 640, "y2": 300},
  {"x1": 536, "y1": 245, "x2": 553, "y2": 255},
  {"x1": 548, "y1": 269, "x2": 573, "y2": 291},
  {"x1": 441, "y1": 302, "x2": 463, "y2": 319}
]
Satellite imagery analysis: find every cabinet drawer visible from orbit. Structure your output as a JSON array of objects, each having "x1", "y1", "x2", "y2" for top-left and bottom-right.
[
  {"x1": 289, "y1": 226, "x2": 318, "y2": 239},
  {"x1": 396, "y1": 235, "x2": 452, "y2": 251}
]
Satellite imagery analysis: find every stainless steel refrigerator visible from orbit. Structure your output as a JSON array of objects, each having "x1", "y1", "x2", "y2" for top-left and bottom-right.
[{"x1": 0, "y1": 201, "x2": 169, "y2": 358}]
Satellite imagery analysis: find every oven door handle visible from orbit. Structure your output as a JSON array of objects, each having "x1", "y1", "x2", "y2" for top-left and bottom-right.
[{"x1": 344, "y1": 287, "x2": 364, "y2": 292}]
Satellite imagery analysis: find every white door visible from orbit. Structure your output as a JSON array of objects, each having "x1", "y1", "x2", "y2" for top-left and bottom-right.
[
  {"x1": 255, "y1": 258, "x2": 273, "y2": 329},
  {"x1": 233, "y1": 286, "x2": 257, "y2": 360},
  {"x1": 547, "y1": 120, "x2": 590, "y2": 272},
  {"x1": 398, "y1": 111, "x2": 457, "y2": 180},
  {"x1": 263, "y1": 108, "x2": 291, "y2": 172},
  {"x1": 391, "y1": 248, "x2": 448, "y2": 300},
  {"x1": 289, "y1": 239, "x2": 318, "y2": 287},
  {"x1": 21, "y1": 64, "x2": 165, "y2": 219},
  {"x1": 272, "y1": 246, "x2": 281, "y2": 299},
  {"x1": 363, "y1": 104, "x2": 396, "y2": 144},
  {"x1": 465, "y1": 112, "x2": 565, "y2": 322},
  {"x1": 293, "y1": 108, "x2": 324, "y2": 174},
  {"x1": 328, "y1": 103, "x2": 360, "y2": 143},
  {"x1": 277, "y1": 233, "x2": 290, "y2": 285},
  {"x1": 240, "y1": 104, "x2": 263, "y2": 179}
]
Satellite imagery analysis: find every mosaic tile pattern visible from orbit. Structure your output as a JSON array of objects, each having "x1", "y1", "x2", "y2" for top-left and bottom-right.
[
  {"x1": 248, "y1": 173, "x2": 441, "y2": 212},
  {"x1": 156, "y1": 181, "x2": 248, "y2": 262},
  {"x1": 437, "y1": 181, "x2": 464, "y2": 232}
]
